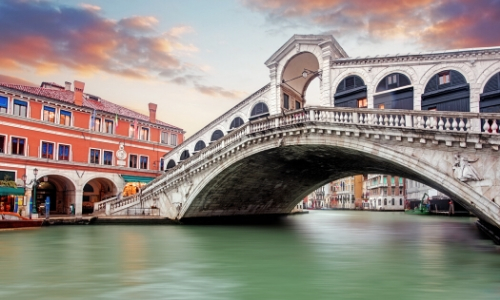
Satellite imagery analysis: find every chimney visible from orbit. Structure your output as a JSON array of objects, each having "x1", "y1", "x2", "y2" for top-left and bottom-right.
[
  {"x1": 73, "y1": 80, "x2": 85, "y2": 106},
  {"x1": 65, "y1": 81, "x2": 71, "y2": 91},
  {"x1": 148, "y1": 103, "x2": 157, "y2": 124}
]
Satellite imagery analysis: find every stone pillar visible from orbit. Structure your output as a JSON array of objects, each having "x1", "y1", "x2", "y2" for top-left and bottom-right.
[
  {"x1": 268, "y1": 63, "x2": 279, "y2": 115},
  {"x1": 470, "y1": 85, "x2": 481, "y2": 113},
  {"x1": 74, "y1": 188, "x2": 83, "y2": 217},
  {"x1": 414, "y1": 85, "x2": 423, "y2": 110},
  {"x1": 22, "y1": 186, "x2": 32, "y2": 218},
  {"x1": 320, "y1": 44, "x2": 332, "y2": 106}
]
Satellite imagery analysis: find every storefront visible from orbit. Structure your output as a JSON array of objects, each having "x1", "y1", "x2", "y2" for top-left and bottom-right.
[{"x1": 0, "y1": 186, "x2": 25, "y2": 213}]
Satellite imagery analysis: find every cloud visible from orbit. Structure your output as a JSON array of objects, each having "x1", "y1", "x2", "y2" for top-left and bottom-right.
[
  {"x1": 194, "y1": 83, "x2": 244, "y2": 99},
  {"x1": 0, "y1": 74, "x2": 36, "y2": 86},
  {"x1": 79, "y1": 3, "x2": 101, "y2": 11},
  {"x1": 0, "y1": 0, "x2": 194, "y2": 81},
  {"x1": 243, "y1": 0, "x2": 500, "y2": 50}
]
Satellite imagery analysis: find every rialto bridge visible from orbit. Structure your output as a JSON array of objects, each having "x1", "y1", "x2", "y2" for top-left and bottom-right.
[{"x1": 93, "y1": 35, "x2": 500, "y2": 229}]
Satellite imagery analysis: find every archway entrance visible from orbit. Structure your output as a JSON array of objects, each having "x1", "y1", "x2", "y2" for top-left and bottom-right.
[
  {"x1": 83, "y1": 178, "x2": 116, "y2": 214},
  {"x1": 36, "y1": 175, "x2": 76, "y2": 215}
]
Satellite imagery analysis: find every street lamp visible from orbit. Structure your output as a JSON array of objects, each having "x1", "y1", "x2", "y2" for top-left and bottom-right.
[{"x1": 32, "y1": 168, "x2": 38, "y2": 218}]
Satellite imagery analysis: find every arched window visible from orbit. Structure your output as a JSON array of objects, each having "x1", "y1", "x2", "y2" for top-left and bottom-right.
[
  {"x1": 422, "y1": 70, "x2": 469, "y2": 111},
  {"x1": 334, "y1": 75, "x2": 367, "y2": 108},
  {"x1": 399, "y1": 198, "x2": 403, "y2": 206},
  {"x1": 179, "y1": 150, "x2": 190, "y2": 161},
  {"x1": 211, "y1": 130, "x2": 224, "y2": 141},
  {"x1": 194, "y1": 140, "x2": 206, "y2": 151},
  {"x1": 230, "y1": 117, "x2": 244, "y2": 129},
  {"x1": 249, "y1": 102, "x2": 269, "y2": 120},
  {"x1": 384, "y1": 198, "x2": 387, "y2": 205},
  {"x1": 166, "y1": 159, "x2": 176, "y2": 170},
  {"x1": 391, "y1": 198, "x2": 395, "y2": 205},
  {"x1": 480, "y1": 72, "x2": 500, "y2": 113},
  {"x1": 374, "y1": 73, "x2": 413, "y2": 110}
]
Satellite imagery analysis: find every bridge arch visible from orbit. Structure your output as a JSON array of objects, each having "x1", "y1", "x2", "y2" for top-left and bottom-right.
[
  {"x1": 179, "y1": 149, "x2": 190, "y2": 161},
  {"x1": 194, "y1": 140, "x2": 207, "y2": 152},
  {"x1": 178, "y1": 128, "x2": 497, "y2": 227},
  {"x1": 477, "y1": 61, "x2": 500, "y2": 92},
  {"x1": 371, "y1": 66, "x2": 418, "y2": 93},
  {"x1": 419, "y1": 63, "x2": 475, "y2": 89}
]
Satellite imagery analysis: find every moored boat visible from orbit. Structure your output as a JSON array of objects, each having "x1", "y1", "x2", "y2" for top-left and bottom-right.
[
  {"x1": 0, "y1": 212, "x2": 44, "y2": 229},
  {"x1": 404, "y1": 193, "x2": 430, "y2": 215}
]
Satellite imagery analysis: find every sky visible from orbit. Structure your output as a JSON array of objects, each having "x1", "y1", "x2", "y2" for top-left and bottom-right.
[{"x1": 1, "y1": 0, "x2": 499, "y2": 137}]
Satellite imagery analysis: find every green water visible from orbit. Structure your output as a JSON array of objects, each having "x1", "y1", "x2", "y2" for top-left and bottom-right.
[{"x1": 1, "y1": 211, "x2": 499, "y2": 300}]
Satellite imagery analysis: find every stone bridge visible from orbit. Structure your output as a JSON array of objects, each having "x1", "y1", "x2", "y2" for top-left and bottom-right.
[
  {"x1": 92, "y1": 34, "x2": 500, "y2": 229},
  {"x1": 96, "y1": 107, "x2": 500, "y2": 228}
]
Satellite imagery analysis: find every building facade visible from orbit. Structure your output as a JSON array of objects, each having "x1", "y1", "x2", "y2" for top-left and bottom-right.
[
  {"x1": 0, "y1": 80, "x2": 184, "y2": 217},
  {"x1": 364, "y1": 174, "x2": 405, "y2": 210}
]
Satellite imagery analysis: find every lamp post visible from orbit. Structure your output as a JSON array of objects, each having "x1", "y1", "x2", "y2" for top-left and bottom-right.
[{"x1": 32, "y1": 168, "x2": 38, "y2": 218}]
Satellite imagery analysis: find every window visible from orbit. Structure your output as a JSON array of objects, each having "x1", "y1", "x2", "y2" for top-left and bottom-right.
[
  {"x1": 59, "y1": 110, "x2": 71, "y2": 126},
  {"x1": 283, "y1": 94, "x2": 289, "y2": 109},
  {"x1": 387, "y1": 74, "x2": 397, "y2": 85},
  {"x1": 439, "y1": 71, "x2": 450, "y2": 85},
  {"x1": 357, "y1": 98, "x2": 368, "y2": 108},
  {"x1": 90, "y1": 149, "x2": 100, "y2": 164},
  {"x1": 161, "y1": 132, "x2": 168, "y2": 144},
  {"x1": 41, "y1": 142, "x2": 54, "y2": 159},
  {"x1": 295, "y1": 101, "x2": 301, "y2": 109},
  {"x1": 378, "y1": 199, "x2": 381, "y2": 205},
  {"x1": 378, "y1": 104, "x2": 385, "y2": 109},
  {"x1": 129, "y1": 125, "x2": 135, "y2": 138},
  {"x1": 58, "y1": 144, "x2": 70, "y2": 161},
  {"x1": 11, "y1": 137, "x2": 25, "y2": 155},
  {"x1": 140, "y1": 156, "x2": 148, "y2": 169},
  {"x1": 93, "y1": 118, "x2": 101, "y2": 132},
  {"x1": 400, "y1": 199, "x2": 403, "y2": 206},
  {"x1": 170, "y1": 134, "x2": 177, "y2": 146},
  {"x1": 13, "y1": 100, "x2": 27, "y2": 117},
  {"x1": 0, "y1": 135, "x2": 5, "y2": 153},
  {"x1": 391, "y1": 198, "x2": 395, "y2": 205},
  {"x1": 129, "y1": 154, "x2": 137, "y2": 168},
  {"x1": 0, "y1": 96, "x2": 7, "y2": 113},
  {"x1": 384, "y1": 199, "x2": 387, "y2": 205},
  {"x1": 104, "y1": 119, "x2": 114, "y2": 134},
  {"x1": 230, "y1": 117, "x2": 244, "y2": 130},
  {"x1": 43, "y1": 106, "x2": 56, "y2": 123},
  {"x1": 140, "y1": 127, "x2": 149, "y2": 140},
  {"x1": 103, "y1": 151, "x2": 113, "y2": 165},
  {"x1": 160, "y1": 158, "x2": 165, "y2": 171}
]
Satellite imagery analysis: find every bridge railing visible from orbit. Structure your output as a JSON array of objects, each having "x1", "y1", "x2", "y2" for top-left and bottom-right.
[{"x1": 248, "y1": 107, "x2": 489, "y2": 133}]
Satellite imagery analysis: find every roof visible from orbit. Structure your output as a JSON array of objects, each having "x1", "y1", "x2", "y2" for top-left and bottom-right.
[{"x1": 0, "y1": 82, "x2": 183, "y2": 131}]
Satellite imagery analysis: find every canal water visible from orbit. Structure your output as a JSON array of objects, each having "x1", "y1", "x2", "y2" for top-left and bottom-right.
[{"x1": 1, "y1": 211, "x2": 499, "y2": 300}]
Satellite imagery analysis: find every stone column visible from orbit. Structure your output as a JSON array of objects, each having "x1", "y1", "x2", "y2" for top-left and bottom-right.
[
  {"x1": 320, "y1": 43, "x2": 332, "y2": 106},
  {"x1": 74, "y1": 188, "x2": 83, "y2": 217},
  {"x1": 268, "y1": 63, "x2": 279, "y2": 115},
  {"x1": 22, "y1": 186, "x2": 32, "y2": 218}
]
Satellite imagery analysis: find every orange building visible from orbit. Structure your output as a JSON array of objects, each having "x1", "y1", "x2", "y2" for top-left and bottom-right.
[{"x1": 0, "y1": 80, "x2": 184, "y2": 217}]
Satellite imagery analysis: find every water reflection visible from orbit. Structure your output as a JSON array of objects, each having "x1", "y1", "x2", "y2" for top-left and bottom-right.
[{"x1": 1, "y1": 211, "x2": 499, "y2": 299}]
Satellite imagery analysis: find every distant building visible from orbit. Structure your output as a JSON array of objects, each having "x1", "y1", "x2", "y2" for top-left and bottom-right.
[
  {"x1": 0, "y1": 80, "x2": 184, "y2": 217},
  {"x1": 364, "y1": 174, "x2": 405, "y2": 210}
]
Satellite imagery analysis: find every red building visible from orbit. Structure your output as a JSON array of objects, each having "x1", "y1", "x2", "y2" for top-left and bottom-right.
[{"x1": 0, "y1": 80, "x2": 184, "y2": 217}]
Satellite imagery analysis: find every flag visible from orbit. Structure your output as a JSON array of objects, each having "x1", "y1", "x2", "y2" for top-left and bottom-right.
[
  {"x1": 133, "y1": 119, "x2": 138, "y2": 139},
  {"x1": 115, "y1": 114, "x2": 119, "y2": 130}
]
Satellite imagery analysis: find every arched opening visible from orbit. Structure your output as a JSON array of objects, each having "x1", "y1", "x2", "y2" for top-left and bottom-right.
[
  {"x1": 422, "y1": 70, "x2": 470, "y2": 111},
  {"x1": 249, "y1": 103, "x2": 269, "y2": 120},
  {"x1": 34, "y1": 174, "x2": 76, "y2": 216},
  {"x1": 180, "y1": 150, "x2": 190, "y2": 161},
  {"x1": 480, "y1": 72, "x2": 500, "y2": 132},
  {"x1": 83, "y1": 177, "x2": 116, "y2": 214},
  {"x1": 374, "y1": 73, "x2": 413, "y2": 110},
  {"x1": 334, "y1": 75, "x2": 367, "y2": 108},
  {"x1": 304, "y1": 77, "x2": 322, "y2": 107},
  {"x1": 280, "y1": 52, "x2": 320, "y2": 111},
  {"x1": 211, "y1": 130, "x2": 224, "y2": 142},
  {"x1": 194, "y1": 140, "x2": 206, "y2": 152},
  {"x1": 166, "y1": 159, "x2": 176, "y2": 170},
  {"x1": 229, "y1": 117, "x2": 245, "y2": 130}
]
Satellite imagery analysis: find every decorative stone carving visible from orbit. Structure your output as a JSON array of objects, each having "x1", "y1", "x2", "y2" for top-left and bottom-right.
[{"x1": 453, "y1": 154, "x2": 482, "y2": 182}]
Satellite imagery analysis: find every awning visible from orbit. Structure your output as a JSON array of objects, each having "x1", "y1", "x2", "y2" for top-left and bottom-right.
[
  {"x1": 120, "y1": 175, "x2": 155, "y2": 184},
  {"x1": 0, "y1": 186, "x2": 25, "y2": 196}
]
